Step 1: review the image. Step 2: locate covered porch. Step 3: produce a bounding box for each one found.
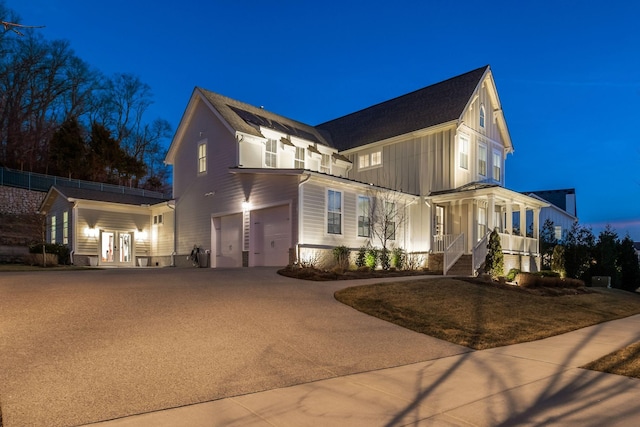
[428,183,549,275]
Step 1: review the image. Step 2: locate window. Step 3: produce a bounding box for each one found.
[357,196,371,237]
[265,139,277,168]
[154,214,164,225]
[320,153,331,174]
[327,189,342,234]
[358,151,382,170]
[478,144,487,176]
[63,211,68,244]
[294,146,305,168]
[493,151,501,181]
[385,202,396,241]
[459,135,469,169]
[478,206,487,241]
[555,225,562,241]
[50,215,56,244]
[479,104,486,128]
[198,142,207,173]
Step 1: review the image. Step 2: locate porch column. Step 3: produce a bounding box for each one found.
[505,202,513,234]
[487,196,495,232]
[533,207,540,254]
[519,205,526,236]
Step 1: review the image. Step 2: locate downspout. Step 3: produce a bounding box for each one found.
[167,200,176,266]
[296,173,312,264]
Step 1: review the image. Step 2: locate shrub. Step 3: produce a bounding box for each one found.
[405,252,426,271]
[365,247,378,269]
[485,229,504,278]
[506,268,520,282]
[515,272,584,288]
[332,245,350,269]
[391,247,406,270]
[380,248,390,270]
[551,245,566,277]
[29,243,70,264]
[24,253,59,267]
[355,246,367,268]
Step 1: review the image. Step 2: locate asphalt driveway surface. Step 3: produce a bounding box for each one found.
[0,268,468,427]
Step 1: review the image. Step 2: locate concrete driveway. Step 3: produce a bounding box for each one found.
[0,268,467,427]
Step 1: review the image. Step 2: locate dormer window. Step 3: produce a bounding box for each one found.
[295,146,305,168]
[479,104,486,128]
[320,153,331,174]
[265,138,277,168]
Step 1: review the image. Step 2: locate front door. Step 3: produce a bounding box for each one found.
[100,231,134,266]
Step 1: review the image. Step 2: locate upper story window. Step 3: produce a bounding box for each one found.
[154,214,164,225]
[327,189,342,234]
[265,139,277,168]
[459,135,469,170]
[294,146,305,169]
[63,211,68,244]
[493,151,502,181]
[358,150,382,170]
[479,104,486,129]
[50,215,56,244]
[198,141,207,174]
[320,153,331,174]
[357,195,371,237]
[478,144,487,176]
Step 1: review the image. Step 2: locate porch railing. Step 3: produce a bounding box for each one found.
[498,233,538,254]
[443,233,465,276]
[433,234,458,253]
[472,231,491,276]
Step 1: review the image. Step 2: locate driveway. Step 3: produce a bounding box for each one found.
[0,268,468,427]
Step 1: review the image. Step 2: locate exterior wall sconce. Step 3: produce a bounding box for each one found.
[242,199,251,211]
[85,227,98,238]
[135,229,148,241]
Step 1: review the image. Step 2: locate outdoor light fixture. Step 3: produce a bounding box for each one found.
[85,227,98,238]
[135,229,148,241]
[242,199,251,211]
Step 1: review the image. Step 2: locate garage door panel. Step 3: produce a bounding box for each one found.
[252,205,290,267]
[215,214,242,268]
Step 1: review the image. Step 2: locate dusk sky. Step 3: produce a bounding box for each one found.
[14,0,640,240]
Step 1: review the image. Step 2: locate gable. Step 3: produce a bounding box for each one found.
[315,66,490,151]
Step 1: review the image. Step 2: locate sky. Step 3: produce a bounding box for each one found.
[11,0,640,240]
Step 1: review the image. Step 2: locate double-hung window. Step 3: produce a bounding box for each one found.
[459,135,469,170]
[198,142,207,173]
[478,206,487,241]
[50,215,56,244]
[357,195,371,237]
[265,139,277,168]
[327,189,342,234]
[294,146,305,168]
[493,151,501,181]
[320,153,331,174]
[63,211,68,244]
[478,144,487,176]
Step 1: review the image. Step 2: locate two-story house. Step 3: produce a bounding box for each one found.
[165,65,548,274]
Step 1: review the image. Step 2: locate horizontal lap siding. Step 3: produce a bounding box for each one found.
[75,208,150,255]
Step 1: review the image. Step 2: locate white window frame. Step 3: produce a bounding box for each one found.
[555,225,562,241]
[327,189,342,235]
[492,150,502,181]
[479,104,486,129]
[50,215,56,244]
[459,134,469,170]
[197,141,207,174]
[358,150,382,170]
[294,146,305,169]
[265,138,277,168]
[63,211,68,245]
[478,144,487,177]
[320,153,331,174]
[357,195,371,238]
[478,206,487,241]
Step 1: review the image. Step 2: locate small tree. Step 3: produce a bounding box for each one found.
[540,219,557,269]
[618,236,640,292]
[368,188,408,270]
[564,221,595,281]
[485,228,504,278]
[551,244,566,277]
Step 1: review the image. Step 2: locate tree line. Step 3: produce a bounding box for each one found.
[540,220,640,292]
[0,2,171,192]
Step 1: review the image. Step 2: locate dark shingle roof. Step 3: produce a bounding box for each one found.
[198,89,332,147]
[53,186,169,206]
[524,189,576,215]
[315,65,489,151]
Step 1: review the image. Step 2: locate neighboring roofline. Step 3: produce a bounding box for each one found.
[525,192,578,221]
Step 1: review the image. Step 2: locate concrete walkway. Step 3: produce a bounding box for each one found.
[89,314,640,426]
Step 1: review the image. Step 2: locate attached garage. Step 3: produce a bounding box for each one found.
[212,213,243,267]
[250,205,291,267]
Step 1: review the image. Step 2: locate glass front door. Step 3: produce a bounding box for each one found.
[100,231,133,265]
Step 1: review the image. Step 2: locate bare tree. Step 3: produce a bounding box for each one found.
[366,186,410,269]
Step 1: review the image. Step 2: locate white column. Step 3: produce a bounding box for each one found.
[506,202,513,234]
[519,205,526,236]
[487,196,495,232]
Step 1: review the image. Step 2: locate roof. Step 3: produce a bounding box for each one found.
[524,189,576,215]
[315,65,490,151]
[198,88,332,147]
[46,186,170,207]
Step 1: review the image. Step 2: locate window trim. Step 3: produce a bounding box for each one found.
[326,189,343,235]
[265,138,278,168]
[197,140,207,174]
[50,215,56,244]
[479,104,486,129]
[63,211,69,245]
[320,153,331,174]
[294,146,305,169]
[492,150,502,182]
[357,195,371,238]
[459,134,469,170]
[478,143,487,177]
[358,150,382,171]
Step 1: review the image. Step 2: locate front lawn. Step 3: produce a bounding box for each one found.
[334,278,640,350]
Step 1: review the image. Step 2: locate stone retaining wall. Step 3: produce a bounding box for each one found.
[0,186,45,214]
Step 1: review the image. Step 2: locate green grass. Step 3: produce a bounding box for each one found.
[335,278,640,350]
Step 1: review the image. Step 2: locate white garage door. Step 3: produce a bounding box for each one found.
[213,213,243,268]
[252,205,291,267]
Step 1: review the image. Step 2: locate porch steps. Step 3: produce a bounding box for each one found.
[446,254,473,276]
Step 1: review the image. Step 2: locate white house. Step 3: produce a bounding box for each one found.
[164,65,548,274]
